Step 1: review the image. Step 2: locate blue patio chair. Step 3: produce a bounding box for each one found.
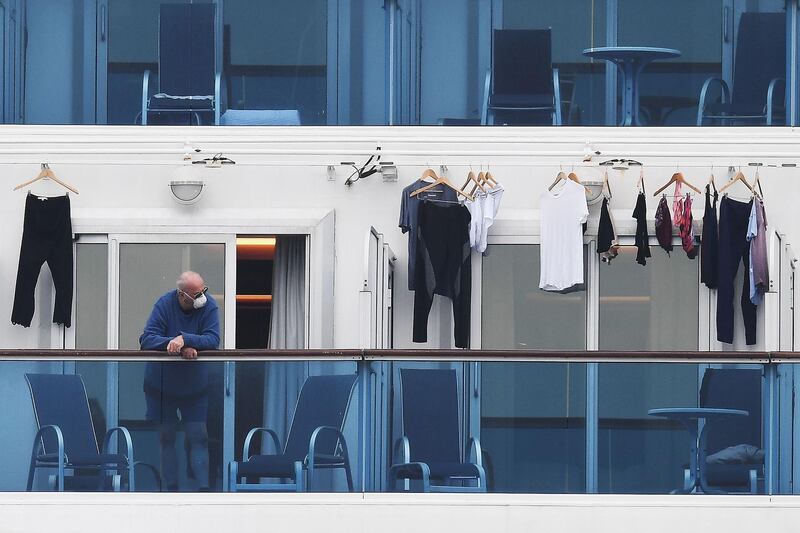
[25,373,135,492]
[388,369,486,493]
[141,4,221,125]
[697,12,785,126]
[482,29,562,126]
[696,368,762,494]
[228,374,357,492]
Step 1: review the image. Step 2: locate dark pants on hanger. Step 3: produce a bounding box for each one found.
[716,196,756,345]
[12,193,73,328]
[413,202,471,348]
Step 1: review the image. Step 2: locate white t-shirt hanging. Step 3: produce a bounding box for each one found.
[477,184,504,253]
[539,178,589,291]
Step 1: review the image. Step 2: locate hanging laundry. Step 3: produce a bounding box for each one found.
[672,181,684,228]
[476,184,504,254]
[597,197,619,264]
[632,189,651,266]
[701,184,719,288]
[539,178,589,291]
[655,195,673,254]
[12,192,74,328]
[677,193,698,259]
[412,202,471,348]
[716,196,756,345]
[399,179,457,290]
[464,192,483,249]
[747,198,769,305]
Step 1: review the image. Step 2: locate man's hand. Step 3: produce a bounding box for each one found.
[180,346,198,360]
[167,335,184,355]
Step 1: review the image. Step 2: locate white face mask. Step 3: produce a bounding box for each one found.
[192,292,208,309]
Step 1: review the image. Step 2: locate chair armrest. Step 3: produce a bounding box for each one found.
[481,69,491,125]
[766,77,786,125]
[102,426,134,460]
[243,427,281,460]
[467,437,483,467]
[141,70,152,125]
[388,461,432,492]
[308,426,350,465]
[34,425,65,460]
[697,77,730,125]
[393,436,410,464]
[552,67,562,125]
[214,72,221,125]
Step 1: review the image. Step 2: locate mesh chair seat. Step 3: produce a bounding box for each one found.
[702,102,770,118]
[393,461,482,481]
[489,93,554,109]
[38,452,129,467]
[149,95,215,111]
[238,453,346,479]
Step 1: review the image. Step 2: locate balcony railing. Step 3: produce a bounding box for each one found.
[0,350,795,495]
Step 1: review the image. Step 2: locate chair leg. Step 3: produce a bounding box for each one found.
[228,462,238,493]
[343,462,354,492]
[26,449,37,491]
[294,461,304,492]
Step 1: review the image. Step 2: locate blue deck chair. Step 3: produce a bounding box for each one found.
[141,4,220,125]
[482,29,562,126]
[697,12,785,125]
[228,374,357,492]
[388,369,486,493]
[695,368,762,494]
[25,373,135,492]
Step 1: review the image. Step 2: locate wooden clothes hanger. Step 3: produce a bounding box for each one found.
[602,170,612,199]
[460,170,486,197]
[718,169,755,197]
[548,170,568,191]
[411,168,475,201]
[652,170,701,196]
[13,163,79,194]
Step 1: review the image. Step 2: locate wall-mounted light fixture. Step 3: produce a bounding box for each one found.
[169,180,205,205]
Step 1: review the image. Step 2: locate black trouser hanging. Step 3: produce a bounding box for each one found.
[12,193,73,328]
[413,202,471,348]
[716,196,756,345]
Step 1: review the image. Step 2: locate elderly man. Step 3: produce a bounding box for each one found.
[140,271,220,492]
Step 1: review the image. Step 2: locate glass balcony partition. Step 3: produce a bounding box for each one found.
[0,349,792,495]
[4,0,798,125]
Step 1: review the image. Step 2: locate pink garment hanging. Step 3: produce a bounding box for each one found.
[672,181,685,228]
[679,192,697,259]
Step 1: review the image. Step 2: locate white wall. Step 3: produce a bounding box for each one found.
[0,125,797,351]
[1,493,800,533]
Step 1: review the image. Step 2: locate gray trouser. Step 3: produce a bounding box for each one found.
[159,421,209,490]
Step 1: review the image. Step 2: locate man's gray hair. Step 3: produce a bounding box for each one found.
[176,271,202,290]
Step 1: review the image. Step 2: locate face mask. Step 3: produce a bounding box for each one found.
[192,292,208,309]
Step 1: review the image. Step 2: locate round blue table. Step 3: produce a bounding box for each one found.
[583,47,681,126]
[648,407,748,494]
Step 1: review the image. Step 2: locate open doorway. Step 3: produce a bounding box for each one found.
[234,234,307,459]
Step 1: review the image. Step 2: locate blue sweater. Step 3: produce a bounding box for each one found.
[140,290,221,396]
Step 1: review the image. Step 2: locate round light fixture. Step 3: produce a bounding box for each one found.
[169,180,205,205]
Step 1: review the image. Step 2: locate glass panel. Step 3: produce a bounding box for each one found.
[75,243,108,350]
[599,246,698,351]
[75,242,110,451]
[0,359,359,492]
[598,363,764,494]
[223,0,327,125]
[107,0,214,125]
[618,0,787,126]
[598,246,702,492]
[503,0,608,125]
[118,242,225,491]
[480,244,586,492]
